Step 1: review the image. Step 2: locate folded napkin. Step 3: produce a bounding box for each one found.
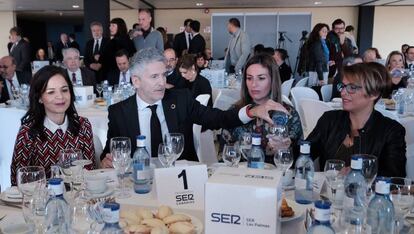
[5,187,22,199]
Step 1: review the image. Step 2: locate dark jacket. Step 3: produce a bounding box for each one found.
[102,35,136,73]
[166,69,186,89]
[102,89,243,161]
[307,40,328,81]
[173,32,187,57]
[306,110,406,177]
[184,74,213,107]
[188,34,205,55]
[326,31,353,77]
[278,62,292,83]
[9,39,32,73]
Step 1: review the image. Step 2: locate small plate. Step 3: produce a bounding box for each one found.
[85,188,114,199]
[0,192,22,204]
[280,199,305,222]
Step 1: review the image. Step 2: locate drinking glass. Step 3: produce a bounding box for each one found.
[11,86,21,100]
[324,159,345,208]
[274,148,293,175]
[22,187,48,233]
[58,149,84,186]
[239,132,252,161]
[158,143,175,168]
[96,83,103,99]
[17,166,46,196]
[110,137,132,198]
[222,143,241,167]
[70,195,94,233]
[359,154,378,198]
[390,177,413,233]
[164,133,184,165]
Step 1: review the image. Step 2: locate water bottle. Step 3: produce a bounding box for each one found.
[100,202,124,234]
[307,200,335,234]
[247,133,265,169]
[271,111,289,138]
[294,141,315,204]
[367,178,394,234]
[45,178,70,234]
[343,156,367,208]
[103,86,113,107]
[132,135,152,194]
[111,89,122,105]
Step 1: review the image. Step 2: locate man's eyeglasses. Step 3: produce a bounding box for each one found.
[337,83,362,94]
[0,65,9,69]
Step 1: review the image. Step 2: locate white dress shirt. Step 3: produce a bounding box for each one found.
[43,115,68,133]
[6,72,20,100]
[136,94,169,157]
[67,69,83,86]
[118,70,131,84]
[93,37,102,52]
[185,31,192,49]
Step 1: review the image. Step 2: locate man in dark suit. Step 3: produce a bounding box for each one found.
[164,48,186,89]
[173,18,192,58]
[84,21,109,83]
[188,20,205,55]
[8,27,31,79]
[62,48,96,87]
[106,49,131,86]
[0,56,29,103]
[55,33,69,62]
[68,33,80,51]
[100,48,285,168]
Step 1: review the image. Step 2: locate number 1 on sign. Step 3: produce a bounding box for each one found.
[178,169,188,190]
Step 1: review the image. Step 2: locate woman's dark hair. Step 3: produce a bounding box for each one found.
[345,25,354,32]
[195,52,207,60]
[308,23,329,46]
[21,65,80,140]
[235,53,282,108]
[110,18,128,38]
[179,54,197,71]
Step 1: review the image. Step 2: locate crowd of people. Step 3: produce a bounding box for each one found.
[1,12,410,184]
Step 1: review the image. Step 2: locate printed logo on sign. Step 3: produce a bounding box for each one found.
[211,213,242,225]
[75,95,82,101]
[87,94,93,100]
[245,174,274,180]
[175,169,195,205]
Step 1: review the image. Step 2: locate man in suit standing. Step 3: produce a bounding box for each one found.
[164,48,186,89]
[224,18,251,74]
[106,49,131,86]
[62,48,96,87]
[68,33,80,51]
[8,27,31,79]
[55,33,69,62]
[188,20,205,55]
[84,21,109,83]
[0,56,29,103]
[100,48,287,167]
[173,18,193,58]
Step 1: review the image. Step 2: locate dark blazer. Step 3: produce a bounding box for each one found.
[307,40,328,81]
[173,32,187,57]
[278,62,292,83]
[9,39,31,73]
[184,75,213,107]
[106,69,132,87]
[307,110,406,177]
[55,41,69,62]
[69,41,80,51]
[102,36,136,73]
[66,67,96,87]
[102,89,243,161]
[188,34,205,55]
[84,37,110,67]
[166,69,186,89]
[0,71,29,103]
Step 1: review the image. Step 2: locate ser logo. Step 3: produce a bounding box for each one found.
[211,213,241,225]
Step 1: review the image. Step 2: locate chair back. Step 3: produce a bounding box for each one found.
[290,87,319,108]
[295,77,308,87]
[299,98,333,138]
[281,79,294,97]
[193,94,210,161]
[321,84,333,102]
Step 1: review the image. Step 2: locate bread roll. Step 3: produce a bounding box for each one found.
[168,221,196,234]
[141,218,166,228]
[137,208,154,219]
[125,224,151,234]
[156,205,173,219]
[163,214,191,224]
[150,225,169,234]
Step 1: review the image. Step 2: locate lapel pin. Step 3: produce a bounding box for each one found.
[171,104,176,109]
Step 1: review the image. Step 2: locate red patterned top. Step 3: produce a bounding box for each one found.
[11,116,95,185]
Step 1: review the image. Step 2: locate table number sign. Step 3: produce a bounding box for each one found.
[154,164,207,210]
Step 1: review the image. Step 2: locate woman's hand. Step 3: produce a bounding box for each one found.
[249,100,289,124]
[101,153,114,168]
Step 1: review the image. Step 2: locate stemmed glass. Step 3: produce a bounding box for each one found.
[360,154,378,199]
[390,177,413,233]
[110,137,132,199]
[164,133,184,166]
[70,194,94,233]
[222,143,241,167]
[22,187,49,233]
[239,132,252,161]
[58,149,84,188]
[96,83,103,99]
[158,143,175,168]
[324,159,345,208]
[274,148,293,175]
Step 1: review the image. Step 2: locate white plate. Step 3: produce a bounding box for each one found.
[280,199,305,222]
[238,162,276,170]
[1,223,34,234]
[0,192,22,204]
[85,188,114,199]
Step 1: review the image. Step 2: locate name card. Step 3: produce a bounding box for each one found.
[154,164,207,210]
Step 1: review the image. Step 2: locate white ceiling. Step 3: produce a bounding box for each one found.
[1,0,414,12]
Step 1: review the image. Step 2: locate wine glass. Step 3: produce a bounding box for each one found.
[359,154,378,198]
[22,187,48,233]
[390,177,413,233]
[17,166,46,196]
[110,137,132,198]
[222,143,241,167]
[274,148,293,175]
[96,83,103,99]
[239,132,252,161]
[70,195,94,233]
[324,159,345,208]
[158,143,175,168]
[164,133,184,166]
[58,149,84,186]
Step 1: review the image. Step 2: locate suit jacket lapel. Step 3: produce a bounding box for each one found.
[123,95,140,138]
[162,91,178,133]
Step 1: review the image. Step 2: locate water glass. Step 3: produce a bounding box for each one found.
[324,159,345,208]
[222,143,241,167]
[164,133,184,165]
[274,148,293,175]
[390,177,413,233]
[158,143,175,168]
[17,166,46,196]
[58,149,84,185]
[70,195,94,233]
[239,132,252,160]
[22,187,48,233]
[359,154,378,198]
[110,137,131,198]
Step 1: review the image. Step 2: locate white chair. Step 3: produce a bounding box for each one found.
[290,87,319,109]
[321,84,333,102]
[282,94,293,107]
[0,108,26,189]
[193,94,217,165]
[299,98,333,138]
[295,77,308,87]
[281,79,294,97]
[400,118,414,180]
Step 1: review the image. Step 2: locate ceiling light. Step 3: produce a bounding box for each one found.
[72,4,80,8]
[314,1,322,5]
[196,3,203,6]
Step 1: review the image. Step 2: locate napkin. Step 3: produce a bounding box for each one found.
[5,187,22,199]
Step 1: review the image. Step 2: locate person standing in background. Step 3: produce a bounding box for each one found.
[224,18,251,74]
[187,20,205,55]
[84,21,109,83]
[8,27,31,79]
[173,19,193,58]
[133,9,164,52]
